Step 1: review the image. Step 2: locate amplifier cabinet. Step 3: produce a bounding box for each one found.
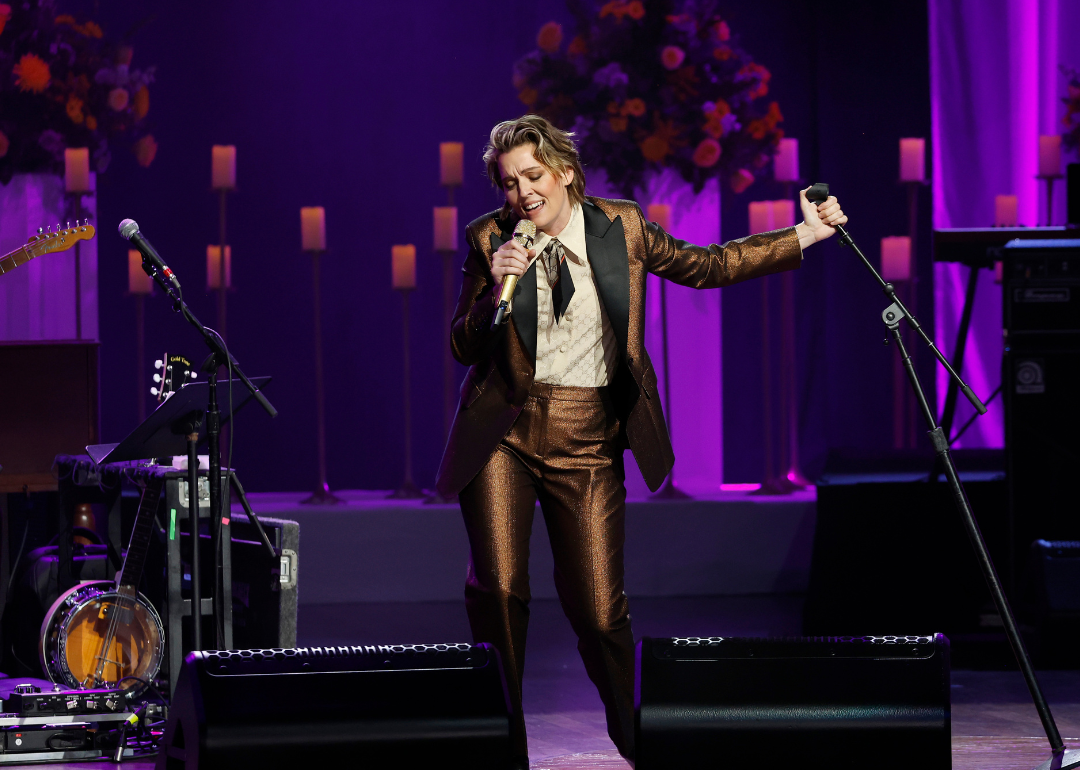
[636,635,950,770]
[157,644,511,770]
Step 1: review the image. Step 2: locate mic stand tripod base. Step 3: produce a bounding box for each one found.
[300,483,344,505]
[1035,748,1080,770]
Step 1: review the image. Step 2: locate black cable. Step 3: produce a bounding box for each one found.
[7,516,31,590]
[116,675,168,707]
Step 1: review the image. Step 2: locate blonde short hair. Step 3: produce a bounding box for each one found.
[483,115,586,218]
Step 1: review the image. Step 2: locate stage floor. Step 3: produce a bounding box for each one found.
[4,595,1077,769]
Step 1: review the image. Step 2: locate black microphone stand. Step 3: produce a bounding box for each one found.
[808,184,1079,770]
[140,259,278,653]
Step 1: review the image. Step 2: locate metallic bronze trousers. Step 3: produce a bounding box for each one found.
[459,383,636,760]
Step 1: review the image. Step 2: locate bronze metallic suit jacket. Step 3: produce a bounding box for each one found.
[434,196,802,498]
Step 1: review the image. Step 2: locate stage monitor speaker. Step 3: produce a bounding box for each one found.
[156,643,511,770]
[635,635,951,770]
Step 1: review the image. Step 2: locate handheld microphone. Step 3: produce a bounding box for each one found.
[492,219,537,327]
[119,219,181,291]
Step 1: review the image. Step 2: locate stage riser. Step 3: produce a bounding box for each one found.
[244,492,816,604]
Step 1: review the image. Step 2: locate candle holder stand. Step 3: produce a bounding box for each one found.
[651,276,692,500]
[64,192,90,339]
[780,180,809,489]
[1036,174,1063,226]
[424,246,461,505]
[214,186,232,340]
[134,292,147,422]
[300,248,343,505]
[390,286,425,499]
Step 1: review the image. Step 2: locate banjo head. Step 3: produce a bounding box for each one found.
[40,581,164,692]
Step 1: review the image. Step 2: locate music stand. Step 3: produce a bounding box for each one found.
[86,377,271,465]
[85,377,276,655]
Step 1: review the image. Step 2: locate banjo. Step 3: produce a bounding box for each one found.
[40,474,165,692]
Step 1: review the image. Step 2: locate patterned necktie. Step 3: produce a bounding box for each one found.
[543,238,575,324]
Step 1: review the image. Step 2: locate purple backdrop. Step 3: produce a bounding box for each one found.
[930,0,1080,448]
[53,0,1074,494]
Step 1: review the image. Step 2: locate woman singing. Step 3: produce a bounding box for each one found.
[435,114,846,768]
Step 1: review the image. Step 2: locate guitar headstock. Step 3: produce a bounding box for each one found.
[151,353,196,403]
[25,220,96,257]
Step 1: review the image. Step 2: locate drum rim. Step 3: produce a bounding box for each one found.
[39,580,165,693]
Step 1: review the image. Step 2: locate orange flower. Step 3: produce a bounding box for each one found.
[703,100,731,138]
[601,0,644,22]
[713,21,731,41]
[0,130,8,158]
[54,14,75,24]
[85,115,98,131]
[132,87,149,120]
[610,116,628,132]
[116,45,134,66]
[537,21,563,53]
[0,4,11,35]
[518,87,538,107]
[13,53,51,93]
[692,138,722,168]
[713,46,733,62]
[567,36,587,56]
[730,168,755,193]
[108,87,129,111]
[747,119,767,140]
[78,20,103,38]
[640,135,670,163]
[623,98,646,117]
[134,134,157,167]
[661,46,685,71]
[66,95,85,124]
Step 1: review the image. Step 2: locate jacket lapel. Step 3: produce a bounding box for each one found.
[490,230,538,363]
[582,201,630,356]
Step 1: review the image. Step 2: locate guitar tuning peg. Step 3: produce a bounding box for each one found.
[38,227,44,234]
[153,374,162,383]
[150,387,160,396]
[154,360,163,369]
[66,221,71,230]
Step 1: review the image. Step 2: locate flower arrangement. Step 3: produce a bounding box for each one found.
[1063,66,1080,154]
[0,0,156,185]
[513,0,785,198]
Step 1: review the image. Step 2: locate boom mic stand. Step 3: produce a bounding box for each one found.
[137,247,278,654]
[805,183,1078,770]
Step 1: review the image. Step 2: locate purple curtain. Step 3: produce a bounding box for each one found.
[929,0,1080,447]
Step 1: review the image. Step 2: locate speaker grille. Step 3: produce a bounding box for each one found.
[670,635,934,646]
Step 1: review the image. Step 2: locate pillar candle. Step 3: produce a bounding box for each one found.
[206,245,232,290]
[880,236,912,281]
[899,138,926,182]
[440,142,464,186]
[646,203,672,232]
[771,199,796,228]
[774,138,799,182]
[128,249,153,294]
[748,201,773,234]
[301,206,326,251]
[433,206,458,251]
[65,148,91,193]
[1038,135,1062,177]
[392,245,417,289]
[211,145,237,190]
[994,195,1018,227]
